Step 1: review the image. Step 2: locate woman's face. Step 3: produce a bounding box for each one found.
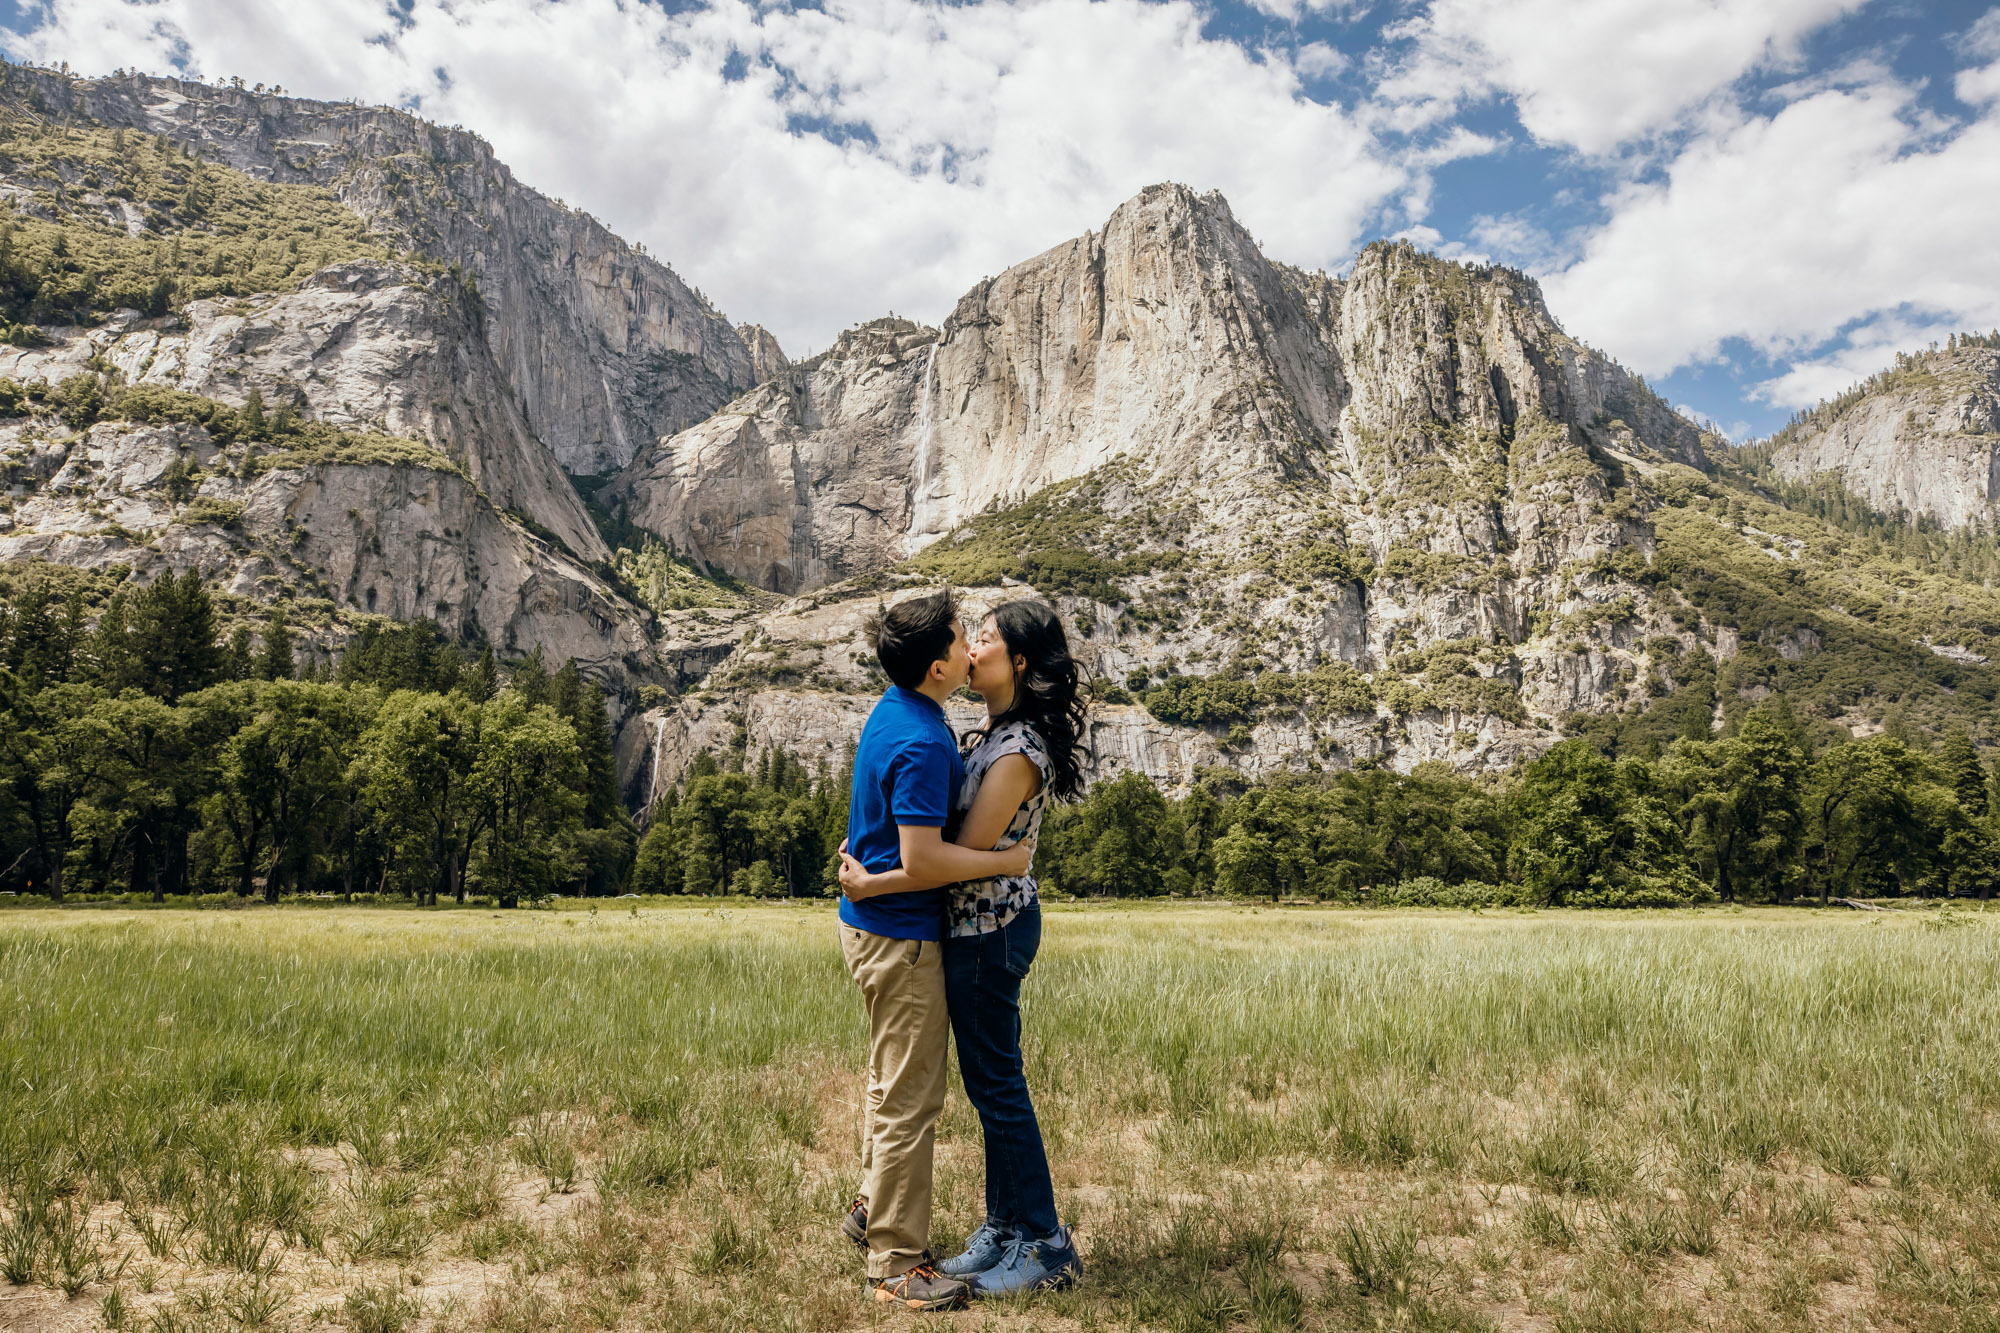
[967,615,1018,703]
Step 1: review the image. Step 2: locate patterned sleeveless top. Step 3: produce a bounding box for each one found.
[945,720,1051,937]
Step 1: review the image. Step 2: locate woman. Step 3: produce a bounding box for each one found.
[839,599,1088,1296]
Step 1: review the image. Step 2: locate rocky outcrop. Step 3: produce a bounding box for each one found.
[613,186,1358,590]
[0,416,653,677]
[6,62,762,475]
[1769,347,2000,529]
[615,188,1720,797]
[0,263,605,559]
[613,188,1703,598]
[736,325,791,387]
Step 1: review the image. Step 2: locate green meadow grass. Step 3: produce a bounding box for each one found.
[1,902,1998,1332]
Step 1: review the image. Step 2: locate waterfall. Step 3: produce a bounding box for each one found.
[909,337,941,538]
[917,338,939,453]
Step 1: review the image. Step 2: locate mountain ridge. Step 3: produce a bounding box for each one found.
[0,61,1996,810]
[0,61,768,476]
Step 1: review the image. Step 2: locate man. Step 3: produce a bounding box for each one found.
[837,589,1032,1312]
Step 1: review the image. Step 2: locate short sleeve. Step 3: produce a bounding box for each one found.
[888,738,954,827]
[992,726,1052,782]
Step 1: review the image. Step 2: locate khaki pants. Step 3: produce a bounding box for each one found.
[842,923,950,1280]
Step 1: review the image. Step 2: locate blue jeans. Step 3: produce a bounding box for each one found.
[943,902,1059,1238]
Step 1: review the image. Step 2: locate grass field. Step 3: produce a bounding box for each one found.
[1,902,1998,1333]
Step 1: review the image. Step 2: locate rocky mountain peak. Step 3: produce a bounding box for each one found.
[735,324,791,386]
[611,182,1706,600]
[0,61,761,476]
[1769,341,2000,529]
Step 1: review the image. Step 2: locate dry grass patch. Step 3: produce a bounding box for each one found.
[1,903,1998,1330]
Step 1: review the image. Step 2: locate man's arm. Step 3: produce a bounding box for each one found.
[842,754,1042,896]
[897,823,1034,888]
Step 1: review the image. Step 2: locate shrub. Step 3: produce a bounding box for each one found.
[179,497,243,528]
[1373,876,1520,908]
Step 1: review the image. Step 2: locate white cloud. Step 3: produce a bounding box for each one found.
[1379,0,1865,154]
[1543,77,2000,388]
[1464,213,1566,271]
[1294,41,1349,81]
[1964,7,2000,59]
[1954,10,2000,109]
[3,0,1412,358]
[1242,0,1372,24]
[1751,315,1968,412]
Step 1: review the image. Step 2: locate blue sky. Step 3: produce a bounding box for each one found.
[5,0,1998,441]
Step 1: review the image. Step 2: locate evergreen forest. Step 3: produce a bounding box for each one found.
[5,556,1988,907]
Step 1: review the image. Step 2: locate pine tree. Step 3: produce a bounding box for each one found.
[126,570,222,701]
[258,606,295,681]
[510,646,549,706]
[550,658,584,721]
[4,579,82,687]
[1939,729,1989,820]
[224,625,255,680]
[89,591,138,692]
[242,384,266,435]
[463,647,498,703]
[162,452,197,507]
[632,787,681,894]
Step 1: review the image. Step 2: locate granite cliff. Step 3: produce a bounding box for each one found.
[8,63,766,476]
[615,186,1723,799]
[4,62,1997,812]
[0,62,781,716]
[1768,342,2000,529]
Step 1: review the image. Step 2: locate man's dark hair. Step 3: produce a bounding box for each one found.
[869,589,960,690]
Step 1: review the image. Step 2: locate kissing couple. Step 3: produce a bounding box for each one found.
[834,588,1089,1310]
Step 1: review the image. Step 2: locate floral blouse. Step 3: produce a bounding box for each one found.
[946,721,1051,937]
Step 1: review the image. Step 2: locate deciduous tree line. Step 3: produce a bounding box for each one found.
[5,573,1993,907]
[1035,705,1998,905]
[633,698,1996,906]
[0,572,630,904]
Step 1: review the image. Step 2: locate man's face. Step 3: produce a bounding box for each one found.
[933,619,972,691]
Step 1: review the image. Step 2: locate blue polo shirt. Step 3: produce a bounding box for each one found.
[840,686,963,941]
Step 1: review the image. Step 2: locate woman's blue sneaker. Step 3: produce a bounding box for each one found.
[937,1218,1016,1277]
[969,1226,1081,1297]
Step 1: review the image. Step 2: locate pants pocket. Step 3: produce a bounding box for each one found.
[1001,908,1041,979]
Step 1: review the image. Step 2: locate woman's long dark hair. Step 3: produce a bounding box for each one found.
[970,599,1091,802]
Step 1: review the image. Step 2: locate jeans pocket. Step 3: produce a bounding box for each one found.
[1001,907,1041,979]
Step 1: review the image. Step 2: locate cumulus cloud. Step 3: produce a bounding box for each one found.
[1543,76,2000,397]
[1241,0,1373,25]
[2,0,1414,357]
[4,0,1993,438]
[1378,0,1865,154]
[1294,41,1350,81]
[1751,313,1971,411]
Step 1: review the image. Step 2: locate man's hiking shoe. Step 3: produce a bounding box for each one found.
[840,1196,868,1252]
[870,1262,970,1311]
[938,1218,1016,1277]
[969,1226,1081,1298]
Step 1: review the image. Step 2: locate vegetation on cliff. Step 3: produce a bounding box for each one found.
[0,97,395,329]
[0,371,466,480]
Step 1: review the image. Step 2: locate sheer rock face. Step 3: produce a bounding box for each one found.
[736,324,791,387]
[613,184,1704,597]
[0,264,605,559]
[1770,348,2000,529]
[612,185,1351,590]
[17,65,763,475]
[616,186,1720,795]
[0,419,652,677]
